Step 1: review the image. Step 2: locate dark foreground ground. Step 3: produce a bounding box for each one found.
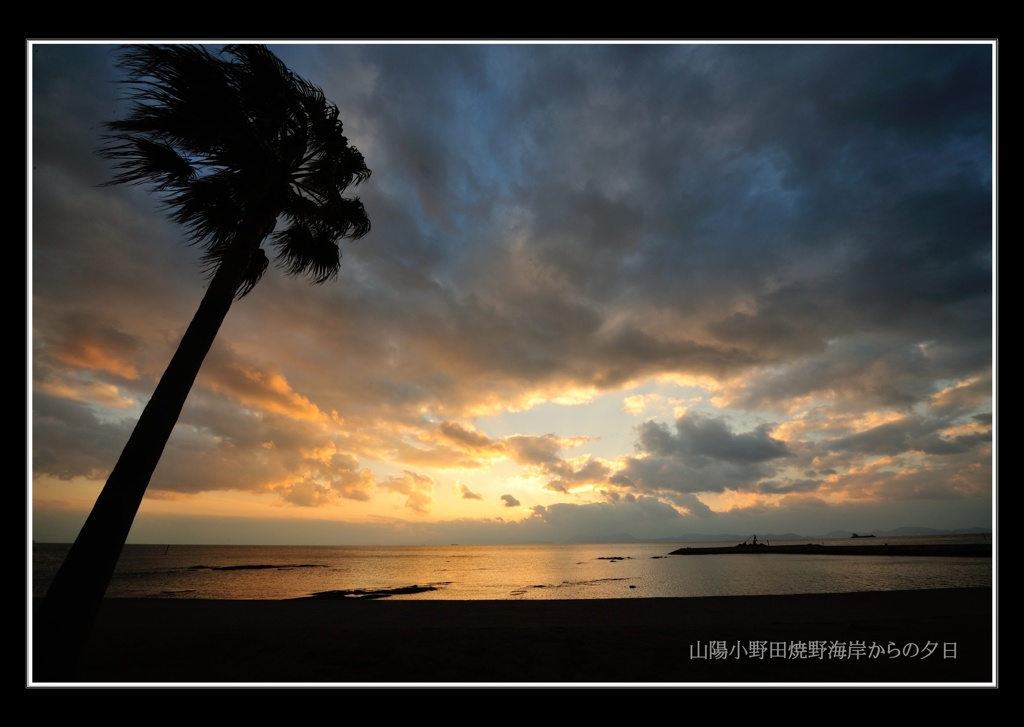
[31,588,994,685]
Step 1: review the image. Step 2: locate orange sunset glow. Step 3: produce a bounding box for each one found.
[30,42,993,546]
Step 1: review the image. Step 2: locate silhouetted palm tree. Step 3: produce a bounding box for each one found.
[36,44,370,680]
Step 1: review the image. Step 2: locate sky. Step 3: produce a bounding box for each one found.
[29,41,995,545]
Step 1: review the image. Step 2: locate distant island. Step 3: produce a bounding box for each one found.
[565,526,992,545]
[670,543,991,557]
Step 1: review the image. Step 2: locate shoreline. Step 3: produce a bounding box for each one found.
[31,587,994,685]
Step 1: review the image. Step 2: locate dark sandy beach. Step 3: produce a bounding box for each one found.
[31,587,993,685]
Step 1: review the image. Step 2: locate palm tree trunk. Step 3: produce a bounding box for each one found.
[34,222,269,682]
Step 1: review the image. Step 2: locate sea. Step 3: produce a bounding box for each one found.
[31,534,992,601]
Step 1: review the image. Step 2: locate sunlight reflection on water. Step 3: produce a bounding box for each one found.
[33,539,991,601]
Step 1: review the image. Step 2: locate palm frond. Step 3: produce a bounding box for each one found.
[270,226,342,284]
[164,175,243,247]
[101,43,371,294]
[237,247,270,298]
[100,136,195,189]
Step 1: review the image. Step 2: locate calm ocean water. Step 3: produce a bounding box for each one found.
[32,535,991,601]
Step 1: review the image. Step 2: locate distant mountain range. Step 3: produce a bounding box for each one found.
[568,526,992,545]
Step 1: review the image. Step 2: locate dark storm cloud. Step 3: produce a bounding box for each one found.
[31,42,993,540]
[33,45,203,318]
[616,452,777,496]
[543,458,613,494]
[526,496,682,536]
[32,45,121,181]
[672,493,715,518]
[242,43,991,418]
[32,393,133,480]
[809,45,991,140]
[505,435,565,465]
[930,373,993,418]
[433,44,984,403]
[440,421,496,451]
[826,415,991,457]
[638,415,792,463]
[758,478,822,495]
[728,336,991,412]
[295,44,500,285]
[610,414,796,498]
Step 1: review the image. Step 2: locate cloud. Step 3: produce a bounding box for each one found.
[501,494,521,508]
[825,415,990,457]
[381,471,436,513]
[721,338,991,413]
[47,319,143,381]
[637,414,792,464]
[622,394,647,416]
[31,43,993,544]
[672,493,715,518]
[276,479,337,507]
[279,452,376,505]
[457,484,483,500]
[440,421,499,452]
[525,496,683,539]
[543,457,613,494]
[200,352,328,423]
[504,434,572,466]
[32,392,135,481]
[757,478,822,495]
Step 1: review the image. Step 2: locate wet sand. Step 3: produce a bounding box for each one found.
[32,587,994,685]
